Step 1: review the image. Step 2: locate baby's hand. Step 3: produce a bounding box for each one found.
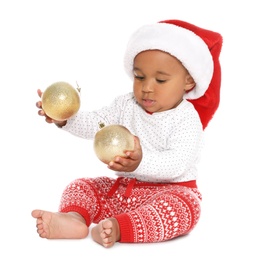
[107,136,142,172]
[36,89,67,127]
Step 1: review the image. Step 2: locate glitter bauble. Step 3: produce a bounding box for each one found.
[41,81,80,121]
[94,124,134,164]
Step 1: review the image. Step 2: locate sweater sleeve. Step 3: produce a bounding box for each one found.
[61,93,134,139]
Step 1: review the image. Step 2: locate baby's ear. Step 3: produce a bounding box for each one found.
[185,75,196,91]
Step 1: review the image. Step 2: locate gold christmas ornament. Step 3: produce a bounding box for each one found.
[41,81,81,121]
[94,123,134,164]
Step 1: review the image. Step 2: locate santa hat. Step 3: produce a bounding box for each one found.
[124,19,223,129]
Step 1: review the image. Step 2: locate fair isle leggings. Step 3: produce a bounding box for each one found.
[59,176,202,243]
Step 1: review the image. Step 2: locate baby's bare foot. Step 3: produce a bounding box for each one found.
[91,218,120,248]
[31,209,89,239]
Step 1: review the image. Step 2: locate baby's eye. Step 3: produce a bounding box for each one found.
[156,79,166,83]
[134,75,145,81]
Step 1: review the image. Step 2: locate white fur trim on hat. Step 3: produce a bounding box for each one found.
[124,23,214,99]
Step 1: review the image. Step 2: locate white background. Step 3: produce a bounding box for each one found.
[0,0,258,259]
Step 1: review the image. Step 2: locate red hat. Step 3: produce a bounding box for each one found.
[124,19,223,129]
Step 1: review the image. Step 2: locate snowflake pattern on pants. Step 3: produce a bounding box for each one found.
[59,176,201,243]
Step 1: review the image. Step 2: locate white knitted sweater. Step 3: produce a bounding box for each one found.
[62,92,203,183]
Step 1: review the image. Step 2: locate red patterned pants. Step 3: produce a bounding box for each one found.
[59,176,202,243]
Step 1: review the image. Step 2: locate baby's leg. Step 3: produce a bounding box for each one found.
[31,209,89,239]
[91,218,120,248]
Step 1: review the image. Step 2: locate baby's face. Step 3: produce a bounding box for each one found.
[133,50,194,113]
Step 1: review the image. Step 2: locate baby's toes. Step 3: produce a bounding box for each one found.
[103,236,113,245]
[104,228,112,235]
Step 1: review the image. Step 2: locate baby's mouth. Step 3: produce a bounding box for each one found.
[142,99,155,107]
